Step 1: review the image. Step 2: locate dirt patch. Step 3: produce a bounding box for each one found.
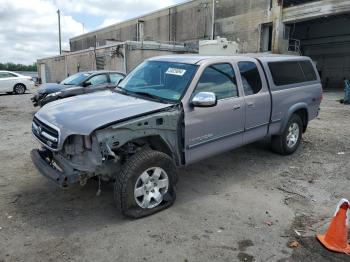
[238,239,254,252]
[279,215,350,261]
[237,252,255,262]
[279,237,350,262]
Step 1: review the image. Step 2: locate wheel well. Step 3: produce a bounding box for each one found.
[144,136,173,157]
[14,83,26,90]
[294,108,308,132]
[124,136,173,158]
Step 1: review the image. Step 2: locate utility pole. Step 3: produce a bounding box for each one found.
[57,9,62,54]
[211,0,216,40]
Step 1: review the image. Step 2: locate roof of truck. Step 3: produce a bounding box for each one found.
[80,70,125,75]
[149,54,311,65]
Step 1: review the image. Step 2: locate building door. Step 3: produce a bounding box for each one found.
[260,23,272,52]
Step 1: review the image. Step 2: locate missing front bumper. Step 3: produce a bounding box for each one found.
[30,149,80,187]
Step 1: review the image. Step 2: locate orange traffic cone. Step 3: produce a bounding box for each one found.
[317,198,350,253]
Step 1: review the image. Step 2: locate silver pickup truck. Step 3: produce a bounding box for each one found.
[31,54,322,218]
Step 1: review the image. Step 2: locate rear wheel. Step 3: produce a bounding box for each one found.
[114,149,177,218]
[271,114,303,155]
[13,84,26,95]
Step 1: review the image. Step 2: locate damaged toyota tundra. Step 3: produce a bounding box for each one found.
[31,55,322,218]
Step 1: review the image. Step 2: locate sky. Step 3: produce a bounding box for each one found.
[0,0,186,65]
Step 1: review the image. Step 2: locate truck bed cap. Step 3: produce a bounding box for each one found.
[149,54,310,65]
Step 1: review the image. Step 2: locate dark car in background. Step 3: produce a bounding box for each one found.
[31,71,125,107]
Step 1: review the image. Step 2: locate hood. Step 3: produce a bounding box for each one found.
[38,83,73,94]
[35,90,172,148]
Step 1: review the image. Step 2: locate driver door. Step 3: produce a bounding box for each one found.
[184,63,245,164]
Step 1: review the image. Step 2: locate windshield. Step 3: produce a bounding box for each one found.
[60,73,91,85]
[119,61,198,102]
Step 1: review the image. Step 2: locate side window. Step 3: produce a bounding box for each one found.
[238,61,263,96]
[268,61,306,86]
[0,73,15,78]
[110,73,124,84]
[193,63,238,100]
[87,74,108,86]
[300,61,317,81]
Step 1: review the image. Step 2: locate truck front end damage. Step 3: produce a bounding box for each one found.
[31,106,182,187]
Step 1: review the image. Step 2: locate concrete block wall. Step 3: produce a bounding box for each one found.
[215,0,272,53]
[38,42,191,82]
[70,0,275,52]
[283,0,350,23]
[37,56,66,83]
[66,51,96,73]
[126,49,177,72]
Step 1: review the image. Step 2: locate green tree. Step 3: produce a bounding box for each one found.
[0,62,37,72]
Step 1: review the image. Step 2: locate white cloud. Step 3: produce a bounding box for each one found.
[0,0,186,64]
[57,0,179,18]
[0,0,82,64]
[56,0,185,29]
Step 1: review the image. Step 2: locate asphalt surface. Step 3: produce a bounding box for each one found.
[0,91,349,262]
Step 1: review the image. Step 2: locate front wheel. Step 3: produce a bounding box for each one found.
[114,149,177,218]
[271,114,303,155]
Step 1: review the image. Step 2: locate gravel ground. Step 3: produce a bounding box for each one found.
[0,91,349,262]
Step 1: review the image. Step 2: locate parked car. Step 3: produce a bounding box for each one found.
[30,54,322,218]
[0,70,35,94]
[31,71,125,107]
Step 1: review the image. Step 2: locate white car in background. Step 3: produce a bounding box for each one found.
[0,71,35,94]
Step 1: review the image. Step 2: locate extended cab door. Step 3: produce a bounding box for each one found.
[237,60,271,144]
[184,62,245,164]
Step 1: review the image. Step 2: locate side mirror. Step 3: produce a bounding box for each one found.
[83,81,92,87]
[191,92,217,107]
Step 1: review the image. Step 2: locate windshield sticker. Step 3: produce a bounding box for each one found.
[166,68,186,76]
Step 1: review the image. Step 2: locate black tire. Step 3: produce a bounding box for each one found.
[271,114,303,155]
[114,149,177,218]
[13,84,26,95]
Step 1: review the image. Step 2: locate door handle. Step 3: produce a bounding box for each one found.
[233,105,241,110]
[247,102,254,107]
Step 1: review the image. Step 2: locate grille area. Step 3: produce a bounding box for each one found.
[32,117,59,149]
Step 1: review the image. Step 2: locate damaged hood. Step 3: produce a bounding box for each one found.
[35,90,172,148]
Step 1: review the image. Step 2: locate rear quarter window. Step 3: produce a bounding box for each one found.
[238,61,263,96]
[268,60,317,87]
[300,61,317,81]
